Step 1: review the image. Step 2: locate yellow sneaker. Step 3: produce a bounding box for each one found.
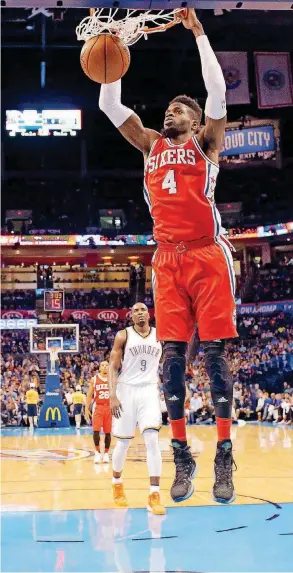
[147,491,166,515]
[112,483,128,507]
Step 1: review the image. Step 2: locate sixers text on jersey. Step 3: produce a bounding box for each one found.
[147,147,196,171]
[144,136,221,244]
[94,375,110,404]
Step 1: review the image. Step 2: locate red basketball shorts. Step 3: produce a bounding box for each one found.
[92,403,112,433]
[152,237,238,343]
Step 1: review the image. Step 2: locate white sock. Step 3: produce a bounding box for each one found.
[112,477,122,484]
[150,485,160,494]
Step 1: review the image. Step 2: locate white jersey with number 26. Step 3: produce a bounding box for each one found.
[118,326,162,386]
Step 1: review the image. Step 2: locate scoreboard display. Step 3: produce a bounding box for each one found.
[44,290,64,312]
[6,109,82,137]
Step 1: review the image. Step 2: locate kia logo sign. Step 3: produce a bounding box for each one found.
[71,311,90,320]
[97,311,119,321]
[0,318,38,330]
[1,311,36,319]
[1,311,24,319]
[126,311,132,319]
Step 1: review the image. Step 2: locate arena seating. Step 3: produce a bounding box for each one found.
[1,261,292,313]
[1,288,154,310]
[1,290,36,310]
[248,262,293,303]
[2,166,293,234]
[1,311,292,427]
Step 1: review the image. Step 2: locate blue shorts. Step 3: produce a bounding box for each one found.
[27,405,37,417]
[73,404,83,415]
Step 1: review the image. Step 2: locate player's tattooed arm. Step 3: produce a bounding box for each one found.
[118,116,160,155]
[109,329,126,418]
[85,379,94,422]
[202,115,226,158]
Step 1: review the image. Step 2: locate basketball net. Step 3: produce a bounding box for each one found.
[76,8,185,46]
[49,347,60,374]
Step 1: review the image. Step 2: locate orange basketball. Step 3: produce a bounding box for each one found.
[80,33,130,84]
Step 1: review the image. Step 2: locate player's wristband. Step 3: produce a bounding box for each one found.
[99,79,133,128]
[196,35,226,120]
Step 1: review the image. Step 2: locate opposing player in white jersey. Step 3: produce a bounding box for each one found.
[109,302,165,515]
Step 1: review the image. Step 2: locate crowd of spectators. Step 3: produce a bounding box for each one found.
[65,288,153,309]
[1,290,36,310]
[179,384,293,426]
[1,257,292,313]
[249,261,293,303]
[0,353,40,426]
[1,288,154,310]
[182,311,293,426]
[1,310,293,427]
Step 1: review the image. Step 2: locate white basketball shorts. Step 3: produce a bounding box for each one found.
[112,383,162,439]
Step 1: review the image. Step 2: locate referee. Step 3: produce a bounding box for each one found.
[72,385,85,429]
[25,383,39,429]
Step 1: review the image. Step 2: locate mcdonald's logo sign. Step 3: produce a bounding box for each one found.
[45,407,61,422]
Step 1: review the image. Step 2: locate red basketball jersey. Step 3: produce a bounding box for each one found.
[144,135,221,243]
[93,375,110,405]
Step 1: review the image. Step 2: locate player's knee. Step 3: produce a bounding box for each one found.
[112,438,131,473]
[162,341,187,392]
[93,431,100,446]
[162,342,187,419]
[112,438,131,465]
[143,429,160,452]
[202,340,232,395]
[202,339,225,356]
[163,341,187,360]
[143,430,162,476]
[202,340,227,375]
[115,438,131,452]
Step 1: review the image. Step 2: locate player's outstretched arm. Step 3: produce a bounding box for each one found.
[99,80,160,154]
[85,379,94,422]
[181,9,226,160]
[108,329,126,418]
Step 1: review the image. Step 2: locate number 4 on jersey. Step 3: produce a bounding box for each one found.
[162,169,177,195]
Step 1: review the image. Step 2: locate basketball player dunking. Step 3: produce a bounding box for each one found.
[109,303,165,515]
[100,9,237,504]
[85,360,112,463]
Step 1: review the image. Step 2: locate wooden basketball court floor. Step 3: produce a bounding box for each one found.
[1,423,293,572]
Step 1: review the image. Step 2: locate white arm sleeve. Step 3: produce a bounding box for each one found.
[99,79,133,128]
[196,35,226,120]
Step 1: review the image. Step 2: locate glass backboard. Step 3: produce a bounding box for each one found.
[29,324,79,354]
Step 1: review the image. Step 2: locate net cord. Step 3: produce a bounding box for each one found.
[76,8,185,46]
